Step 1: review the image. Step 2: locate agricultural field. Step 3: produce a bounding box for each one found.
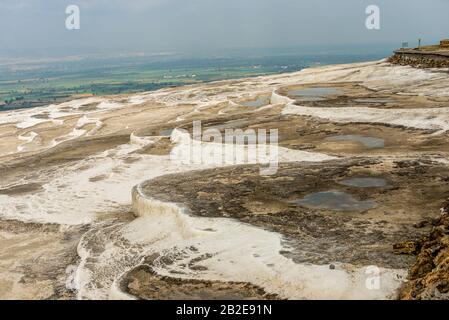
[0,52,385,111]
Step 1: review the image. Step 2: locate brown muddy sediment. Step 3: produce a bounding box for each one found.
[0,219,85,299]
[176,106,449,158]
[0,183,43,196]
[278,82,449,109]
[139,158,449,269]
[0,133,131,186]
[122,265,279,300]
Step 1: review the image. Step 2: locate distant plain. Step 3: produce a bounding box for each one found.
[0,51,387,111]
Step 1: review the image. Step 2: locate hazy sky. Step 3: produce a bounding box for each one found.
[1,0,449,57]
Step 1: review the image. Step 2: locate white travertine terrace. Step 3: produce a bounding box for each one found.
[1,60,448,300]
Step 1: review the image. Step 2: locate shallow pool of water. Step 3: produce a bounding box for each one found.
[294,96,327,102]
[160,129,174,137]
[291,190,376,212]
[339,177,387,188]
[288,87,342,101]
[325,135,385,149]
[354,98,393,104]
[241,96,270,107]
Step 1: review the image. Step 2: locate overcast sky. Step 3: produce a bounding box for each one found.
[1,0,448,57]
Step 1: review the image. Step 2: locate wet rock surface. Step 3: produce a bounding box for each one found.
[141,159,449,269]
[122,265,279,300]
[176,104,449,159]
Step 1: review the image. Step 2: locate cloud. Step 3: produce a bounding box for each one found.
[0,0,448,57]
[0,0,30,10]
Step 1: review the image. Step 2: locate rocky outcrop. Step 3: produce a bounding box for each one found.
[389,53,449,69]
[394,201,449,300]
